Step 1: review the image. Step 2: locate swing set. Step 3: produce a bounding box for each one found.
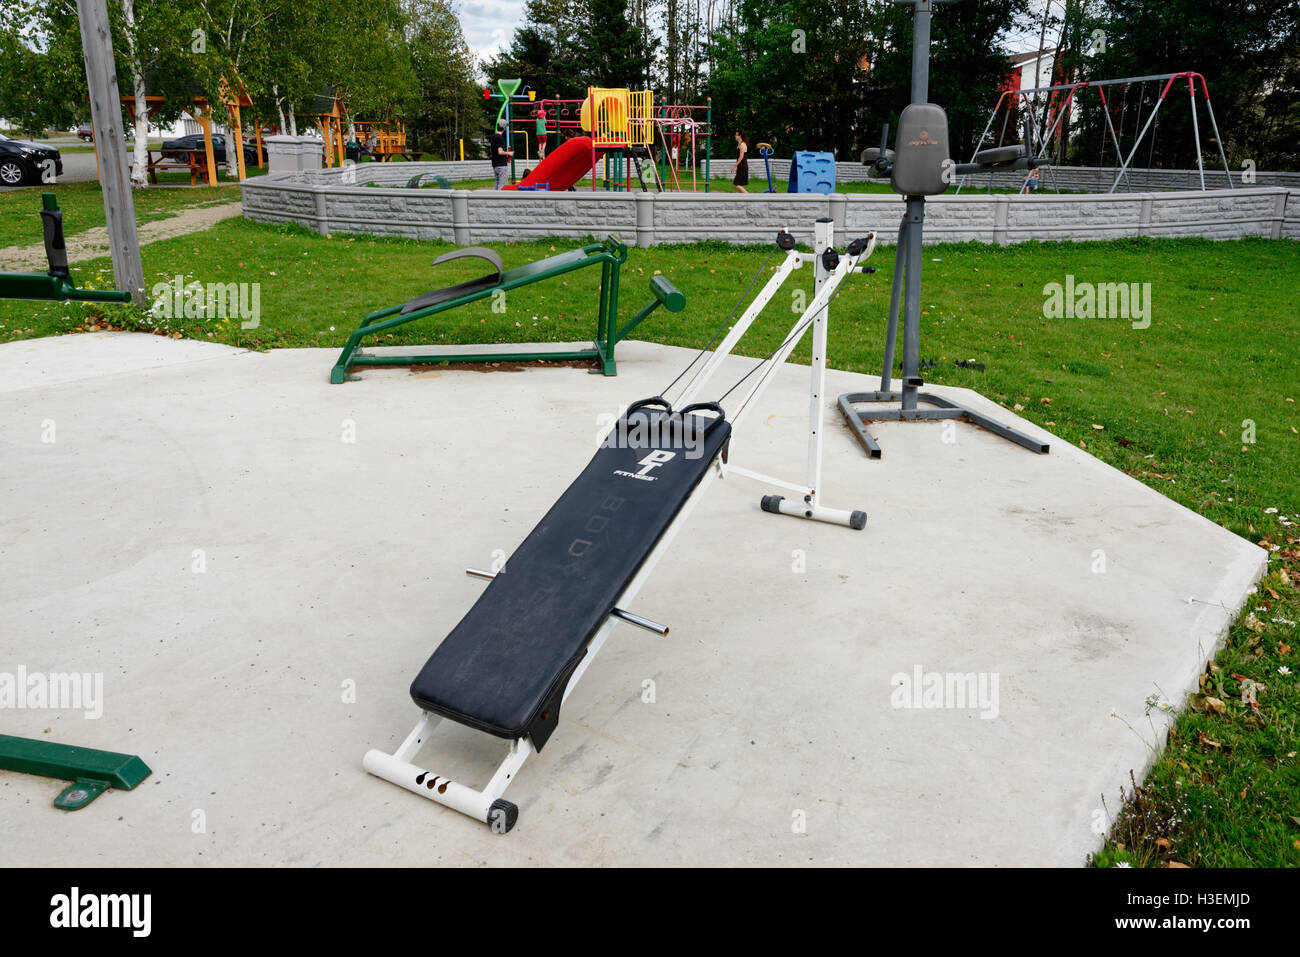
[958,71,1234,194]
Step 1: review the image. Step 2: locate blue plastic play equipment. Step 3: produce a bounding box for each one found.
[788,151,836,193]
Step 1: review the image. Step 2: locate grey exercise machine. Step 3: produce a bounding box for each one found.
[839,0,1051,459]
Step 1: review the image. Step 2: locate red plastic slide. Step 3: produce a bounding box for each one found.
[502,136,595,192]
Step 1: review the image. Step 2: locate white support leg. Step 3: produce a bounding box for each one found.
[722,225,875,530]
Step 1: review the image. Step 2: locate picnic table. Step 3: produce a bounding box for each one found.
[128,148,215,186]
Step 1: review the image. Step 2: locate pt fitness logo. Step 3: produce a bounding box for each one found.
[615,450,676,482]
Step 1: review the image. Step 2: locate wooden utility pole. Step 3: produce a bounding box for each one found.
[75,0,146,305]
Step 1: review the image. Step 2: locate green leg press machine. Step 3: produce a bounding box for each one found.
[329,236,685,383]
[0,192,132,304]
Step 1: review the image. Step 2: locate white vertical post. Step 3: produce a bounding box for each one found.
[807,219,834,505]
[75,0,146,305]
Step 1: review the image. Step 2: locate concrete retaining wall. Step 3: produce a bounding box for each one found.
[241,162,1298,247]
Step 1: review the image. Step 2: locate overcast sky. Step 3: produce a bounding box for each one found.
[458,0,527,69]
[454,0,1056,73]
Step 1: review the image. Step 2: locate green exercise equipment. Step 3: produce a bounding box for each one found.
[0,193,132,304]
[329,236,685,383]
[0,734,151,810]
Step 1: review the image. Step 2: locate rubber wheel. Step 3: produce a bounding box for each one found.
[488,799,518,834]
[0,159,29,187]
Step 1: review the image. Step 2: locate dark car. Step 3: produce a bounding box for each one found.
[161,133,264,167]
[0,135,63,187]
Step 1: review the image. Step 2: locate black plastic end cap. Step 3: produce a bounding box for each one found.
[488,799,519,834]
[760,495,784,514]
[776,230,795,250]
[850,510,867,531]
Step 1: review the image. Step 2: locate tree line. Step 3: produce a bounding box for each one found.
[0,0,484,183]
[491,0,1299,169]
[3,0,1296,183]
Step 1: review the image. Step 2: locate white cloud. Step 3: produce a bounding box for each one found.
[457,0,528,69]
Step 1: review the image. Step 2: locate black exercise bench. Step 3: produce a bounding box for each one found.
[364,398,731,831]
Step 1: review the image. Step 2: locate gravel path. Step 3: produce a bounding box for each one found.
[0,201,243,272]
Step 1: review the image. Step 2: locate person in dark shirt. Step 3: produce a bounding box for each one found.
[731,131,749,192]
[491,118,513,188]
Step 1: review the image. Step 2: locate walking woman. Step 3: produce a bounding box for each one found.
[731,131,750,192]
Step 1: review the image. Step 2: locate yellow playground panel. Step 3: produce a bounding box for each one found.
[581,88,654,147]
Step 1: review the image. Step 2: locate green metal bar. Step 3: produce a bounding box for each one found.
[332,238,628,383]
[0,734,151,810]
[0,194,132,304]
[351,348,601,367]
[0,273,132,304]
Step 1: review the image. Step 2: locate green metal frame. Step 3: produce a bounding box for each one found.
[330,236,685,383]
[0,734,151,810]
[0,193,132,304]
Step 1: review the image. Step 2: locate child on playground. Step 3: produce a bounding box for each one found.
[731,131,749,192]
[491,118,513,189]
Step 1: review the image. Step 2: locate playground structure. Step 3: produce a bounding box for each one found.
[959,71,1233,194]
[305,91,411,167]
[495,81,713,192]
[329,237,685,382]
[353,117,409,162]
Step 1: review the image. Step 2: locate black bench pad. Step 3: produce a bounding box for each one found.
[410,399,731,751]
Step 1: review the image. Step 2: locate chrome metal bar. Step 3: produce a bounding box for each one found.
[465,568,669,636]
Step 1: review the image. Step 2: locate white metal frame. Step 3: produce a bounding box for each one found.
[364,221,877,831]
[679,220,875,528]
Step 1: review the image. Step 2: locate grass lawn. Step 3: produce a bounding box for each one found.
[1,218,1296,866]
[0,180,245,249]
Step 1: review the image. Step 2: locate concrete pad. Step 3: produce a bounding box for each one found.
[0,333,1264,866]
[0,331,242,394]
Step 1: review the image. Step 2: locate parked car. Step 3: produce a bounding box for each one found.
[0,135,63,187]
[73,126,128,142]
[161,133,264,167]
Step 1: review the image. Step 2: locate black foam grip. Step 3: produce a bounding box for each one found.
[40,210,69,279]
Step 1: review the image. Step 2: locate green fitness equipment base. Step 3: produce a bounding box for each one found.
[330,236,684,383]
[0,193,133,304]
[0,735,151,810]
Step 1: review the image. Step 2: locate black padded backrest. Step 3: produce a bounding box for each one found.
[892,103,950,196]
[409,401,731,751]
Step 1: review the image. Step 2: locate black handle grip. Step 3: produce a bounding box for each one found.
[626,396,673,417]
[677,401,726,421]
[40,209,69,279]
